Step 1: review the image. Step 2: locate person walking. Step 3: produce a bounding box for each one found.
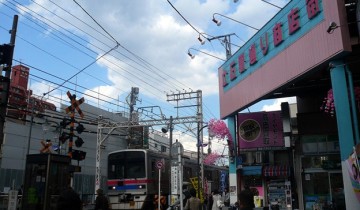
[207,191,214,210]
[238,189,254,210]
[184,188,201,210]
[223,188,230,207]
[242,186,255,208]
[95,188,109,210]
[57,186,82,210]
[211,189,224,210]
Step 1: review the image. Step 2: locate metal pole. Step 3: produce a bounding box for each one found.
[26,100,35,155]
[0,15,18,159]
[169,116,173,204]
[197,126,200,198]
[197,125,208,198]
[158,169,161,210]
[178,145,183,210]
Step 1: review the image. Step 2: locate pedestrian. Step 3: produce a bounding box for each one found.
[243,186,255,208]
[211,189,224,210]
[95,188,109,210]
[207,191,214,210]
[57,186,82,210]
[238,189,254,210]
[184,188,201,210]
[17,185,23,196]
[223,188,230,207]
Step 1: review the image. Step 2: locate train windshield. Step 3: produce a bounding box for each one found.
[108,151,146,179]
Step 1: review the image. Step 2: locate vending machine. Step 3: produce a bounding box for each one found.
[267,180,292,210]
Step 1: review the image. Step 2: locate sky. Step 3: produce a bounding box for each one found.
[0,0,293,155]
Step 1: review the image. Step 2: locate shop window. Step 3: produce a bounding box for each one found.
[302,154,341,169]
[301,135,340,154]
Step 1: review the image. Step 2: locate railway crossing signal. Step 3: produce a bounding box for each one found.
[40,139,52,154]
[65,91,84,118]
[64,91,84,159]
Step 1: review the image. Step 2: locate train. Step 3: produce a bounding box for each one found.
[106,149,228,210]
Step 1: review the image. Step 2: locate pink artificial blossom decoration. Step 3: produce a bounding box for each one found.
[208,119,235,157]
[208,119,232,141]
[203,152,221,165]
[320,87,360,117]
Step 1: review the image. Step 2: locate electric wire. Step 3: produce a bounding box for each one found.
[1,0,218,131]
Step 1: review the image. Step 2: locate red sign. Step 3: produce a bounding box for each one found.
[155,160,164,170]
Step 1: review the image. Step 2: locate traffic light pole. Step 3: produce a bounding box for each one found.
[0,15,17,161]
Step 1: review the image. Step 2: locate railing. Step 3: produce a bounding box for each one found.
[0,194,21,210]
[0,193,96,210]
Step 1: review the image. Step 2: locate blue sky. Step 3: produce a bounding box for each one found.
[0,0,292,154]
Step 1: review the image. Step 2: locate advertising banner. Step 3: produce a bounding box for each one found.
[238,111,283,150]
[345,144,360,202]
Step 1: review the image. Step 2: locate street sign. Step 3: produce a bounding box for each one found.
[155,160,164,170]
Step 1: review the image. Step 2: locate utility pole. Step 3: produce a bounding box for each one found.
[207,33,235,59]
[128,87,139,122]
[167,90,204,200]
[0,15,18,160]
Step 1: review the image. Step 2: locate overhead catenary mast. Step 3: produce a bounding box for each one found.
[94,88,203,196]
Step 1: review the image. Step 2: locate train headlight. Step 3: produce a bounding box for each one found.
[112,186,116,190]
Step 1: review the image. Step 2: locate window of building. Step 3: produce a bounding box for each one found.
[161,145,166,152]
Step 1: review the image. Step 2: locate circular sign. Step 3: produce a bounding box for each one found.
[239,119,261,142]
[155,160,164,170]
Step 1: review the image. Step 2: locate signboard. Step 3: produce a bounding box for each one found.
[345,145,360,202]
[190,177,204,203]
[238,111,283,150]
[155,160,164,170]
[218,0,353,118]
[7,190,18,210]
[171,166,179,194]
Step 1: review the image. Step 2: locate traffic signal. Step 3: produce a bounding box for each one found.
[0,44,14,66]
[59,133,69,144]
[75,137,84,147]
[76,123,85,134]
[60,118,70,129]
[72,149,86,161]
[0,77,10,107]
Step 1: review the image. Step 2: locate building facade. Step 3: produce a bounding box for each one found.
[218,0,360,209]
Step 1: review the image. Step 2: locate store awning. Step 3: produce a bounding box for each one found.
[263,165,291,177]
[241,165,262,176]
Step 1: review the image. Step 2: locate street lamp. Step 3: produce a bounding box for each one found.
[212,13,259,31]
[187,48,226,61]
[197,34,206,45]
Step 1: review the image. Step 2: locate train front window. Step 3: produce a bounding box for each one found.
[108,151,146,179]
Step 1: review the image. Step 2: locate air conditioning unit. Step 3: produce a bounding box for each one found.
[246,152,253,164]
[256,151,263,163]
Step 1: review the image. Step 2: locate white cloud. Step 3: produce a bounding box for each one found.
[261,97,297,111]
